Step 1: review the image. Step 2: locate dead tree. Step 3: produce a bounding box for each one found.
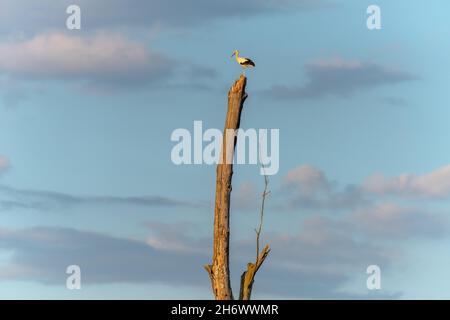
[204,75,270,300]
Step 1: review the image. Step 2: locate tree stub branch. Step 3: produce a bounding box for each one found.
[239,245,271,300]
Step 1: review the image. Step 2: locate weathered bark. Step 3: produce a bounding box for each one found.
[204,75,247,300]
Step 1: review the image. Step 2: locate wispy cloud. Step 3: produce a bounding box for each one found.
[0,184,203,212]
[266,57,416,100]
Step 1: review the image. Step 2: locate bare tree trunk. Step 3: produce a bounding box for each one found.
[204,75,247,300]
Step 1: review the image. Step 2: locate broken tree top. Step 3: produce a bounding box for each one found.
[229,75,247,98]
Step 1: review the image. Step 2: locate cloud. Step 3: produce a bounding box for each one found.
[282,164,366,209]
[0,33,174,88]
[0,1,330,100]
[282,165,448,239]
[281,164,449,240]
[1,162,447,298]
[266,57,416,100]
[0,32,220,101]
[0,226,207,287]
[145,221,208,254]
[280,164,449,240]
[249,203,445,297]
[363,164,450,198]
[245,216,400,298]
[0,155,10,175]
[255,202,447,298]
[282,162,450,209]
[348,203,448,239]
[0,222,400,299]
[0,0,329,34]
[261,216,395,272]
[145,220,402,298]
[0,184,202,212]
[284,164,331,196]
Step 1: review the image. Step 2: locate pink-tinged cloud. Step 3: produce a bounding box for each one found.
[0,155,10,173]
[283,164,330,196]
[363,164,450,198]
[0,33,174,86]
[282,164,364,209]
[145,221,208,254]
[348,203,447,239]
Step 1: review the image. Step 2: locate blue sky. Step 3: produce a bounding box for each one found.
[0,0,450,299]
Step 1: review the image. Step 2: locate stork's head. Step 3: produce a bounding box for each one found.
[231,50,239,57]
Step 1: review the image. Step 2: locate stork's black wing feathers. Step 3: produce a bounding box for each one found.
[240,59,255,67]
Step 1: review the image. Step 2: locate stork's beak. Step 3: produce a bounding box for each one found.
[231,52,235,57]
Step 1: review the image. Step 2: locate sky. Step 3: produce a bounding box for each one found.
[0,0,450,299]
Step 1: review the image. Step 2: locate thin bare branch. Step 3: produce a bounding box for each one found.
[239,161,271,300]
[255,166,269,264]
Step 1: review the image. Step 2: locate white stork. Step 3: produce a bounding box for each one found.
[231,50,255,74]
